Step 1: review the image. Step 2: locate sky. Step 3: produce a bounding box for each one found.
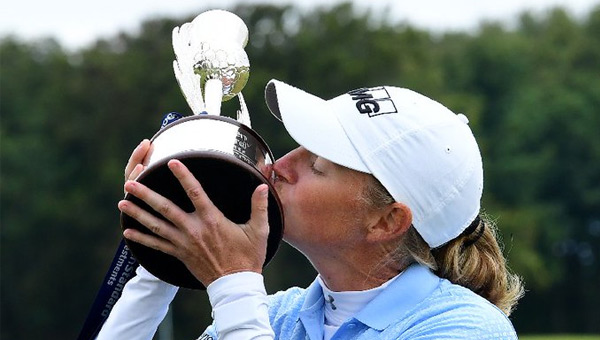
[1,0,598,51]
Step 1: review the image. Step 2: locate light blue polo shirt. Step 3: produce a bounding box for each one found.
[202,264,517,339]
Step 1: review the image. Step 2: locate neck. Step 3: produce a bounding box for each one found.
[304,244,402,291]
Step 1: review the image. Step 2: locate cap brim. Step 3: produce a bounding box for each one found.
[265,79,369,173]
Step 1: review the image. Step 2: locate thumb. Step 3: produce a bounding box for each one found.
[247,184,270,237]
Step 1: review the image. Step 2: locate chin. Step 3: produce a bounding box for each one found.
[281,229,301,248]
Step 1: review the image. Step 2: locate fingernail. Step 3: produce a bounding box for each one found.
[260,185,269,197]
[124,181,137,193]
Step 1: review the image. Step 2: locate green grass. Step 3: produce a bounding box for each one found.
[520,335,600,340]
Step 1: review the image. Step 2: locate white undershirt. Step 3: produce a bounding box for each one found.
[317,273,402,340]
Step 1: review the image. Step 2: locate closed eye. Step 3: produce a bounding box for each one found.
[310,159,325,175]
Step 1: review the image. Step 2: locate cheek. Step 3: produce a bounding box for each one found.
[287,184,366,235]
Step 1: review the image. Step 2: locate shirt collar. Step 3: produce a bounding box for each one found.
[354,263,440,330]
[299,263,440,333]
[298,278,326,340]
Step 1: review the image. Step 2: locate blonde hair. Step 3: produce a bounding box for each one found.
[363,176,524,316]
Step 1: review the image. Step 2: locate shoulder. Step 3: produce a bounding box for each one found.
[198,285,310,340]
[397,279,517,339]
[263,285,310,336]
[267,286,308,316]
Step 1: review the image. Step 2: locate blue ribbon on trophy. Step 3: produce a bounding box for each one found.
[77,10,283,340]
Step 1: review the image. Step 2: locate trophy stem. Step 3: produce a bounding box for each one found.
[203,79,224,115]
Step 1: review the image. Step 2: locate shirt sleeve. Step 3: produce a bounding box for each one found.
[96,265,179,340]
[207,271,275,340]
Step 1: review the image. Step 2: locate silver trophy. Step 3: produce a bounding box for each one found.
[121,10,284,290]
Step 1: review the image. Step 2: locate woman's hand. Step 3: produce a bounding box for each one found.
[118,159,270,287]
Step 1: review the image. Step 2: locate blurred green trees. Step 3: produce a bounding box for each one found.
[1,3,599,338]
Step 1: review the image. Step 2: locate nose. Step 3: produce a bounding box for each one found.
[273,147,304,184]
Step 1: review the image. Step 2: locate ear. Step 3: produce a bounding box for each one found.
[366,202,412,243]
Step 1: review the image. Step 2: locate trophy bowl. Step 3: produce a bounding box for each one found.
[121,115,284,290]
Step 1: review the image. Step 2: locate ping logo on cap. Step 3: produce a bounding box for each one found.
[348,87,397,117]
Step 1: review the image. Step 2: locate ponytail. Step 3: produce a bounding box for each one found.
[431,215,524,316]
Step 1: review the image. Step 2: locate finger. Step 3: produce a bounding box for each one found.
[118,199,181,245]
[123,228,178,257]
[125,139,151,179]
[246,184,270,237]
[167,159,216,215]
[123,180,188,228]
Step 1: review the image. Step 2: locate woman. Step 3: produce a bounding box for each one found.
[98,79,524,339]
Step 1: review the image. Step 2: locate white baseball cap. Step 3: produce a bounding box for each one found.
[265,79,483,248]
